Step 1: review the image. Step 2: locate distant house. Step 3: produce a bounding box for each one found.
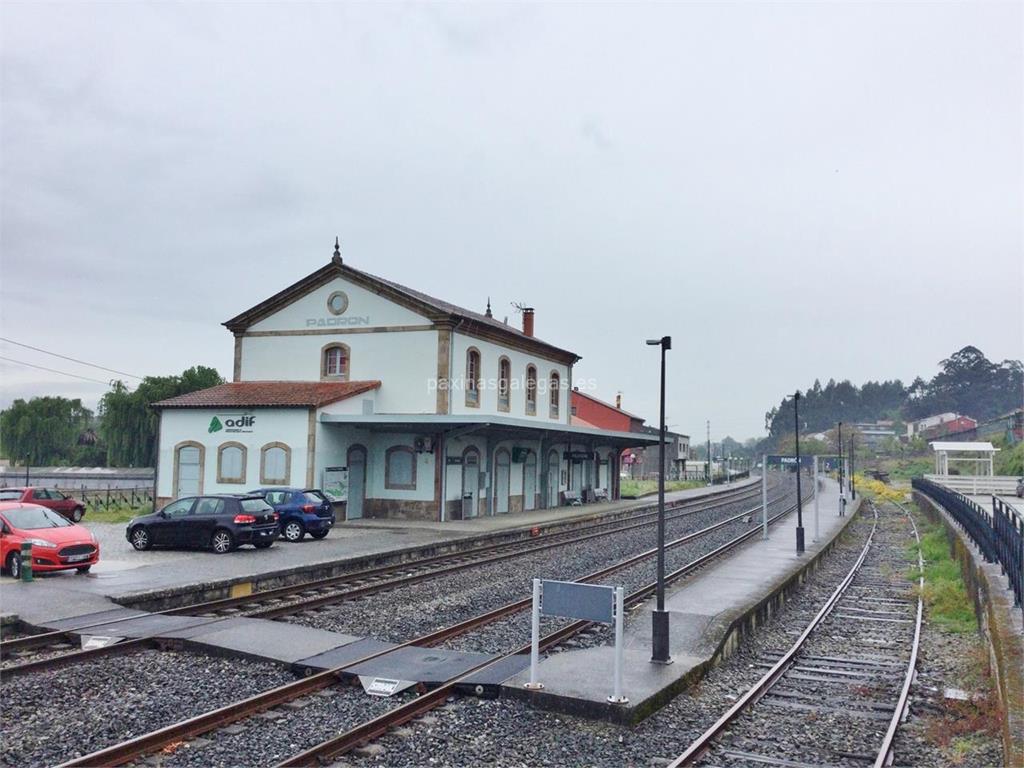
[921,415,978,442]
[853,421,897,448]
[907,412,962,439]
[570,389,645,433]
[629,426,690,480]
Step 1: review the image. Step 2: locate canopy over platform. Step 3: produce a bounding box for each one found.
[931,441,999,476]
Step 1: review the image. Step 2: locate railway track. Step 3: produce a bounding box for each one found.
[51,483,810,767]
[2,482,773,676]
[667,499,923,768]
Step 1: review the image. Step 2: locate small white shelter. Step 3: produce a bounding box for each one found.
[931,441,999,476]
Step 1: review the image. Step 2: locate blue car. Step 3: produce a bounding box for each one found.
[248,487,335,542]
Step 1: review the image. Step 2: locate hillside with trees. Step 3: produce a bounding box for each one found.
[763,346,1022,446]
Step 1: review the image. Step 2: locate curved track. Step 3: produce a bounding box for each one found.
[667,499,923,768]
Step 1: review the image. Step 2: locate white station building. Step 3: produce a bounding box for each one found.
[154,244,657,521]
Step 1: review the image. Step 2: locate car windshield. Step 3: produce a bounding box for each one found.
[0,490,23,501]
[302,491,327,504]
[2,506,73,529]
[240,498,273,513]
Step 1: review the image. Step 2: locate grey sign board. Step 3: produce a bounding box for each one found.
[541,580,614,624]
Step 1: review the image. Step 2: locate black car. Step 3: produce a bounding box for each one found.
[126,495,280,554]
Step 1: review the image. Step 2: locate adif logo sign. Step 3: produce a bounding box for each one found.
[209,415,255,434]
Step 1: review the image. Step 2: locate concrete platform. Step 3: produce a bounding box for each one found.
[504,478,862,723]
[182,618,362,665]
[342,645,496,686]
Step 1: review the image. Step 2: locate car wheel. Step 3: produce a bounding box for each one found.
[211,529,235,554]
[7,552,22,579]
[76,565,91,573]
[283,521,305,542]
[71,507,84,523]
[310,530,329,540]
[130,526,152,551]
[254,541,273,549]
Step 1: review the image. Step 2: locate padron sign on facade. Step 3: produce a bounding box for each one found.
[307,289,370,327]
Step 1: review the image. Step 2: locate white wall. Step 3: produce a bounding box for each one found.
[157,408,310,498]
[241,330,439,414]
[449,331,570,423]
[247,276,429,332]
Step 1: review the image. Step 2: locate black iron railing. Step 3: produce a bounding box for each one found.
[993,495,1024,611]
[913,477,1023,612]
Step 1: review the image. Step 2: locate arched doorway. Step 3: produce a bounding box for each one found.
[494,449,511,515]
[346,445,366,520]
[547,450,560,507]
[462,447,480,519]
[523,450,537,511]
[174,442,203,498]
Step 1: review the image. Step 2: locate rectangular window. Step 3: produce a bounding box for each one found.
[385,447,417,490]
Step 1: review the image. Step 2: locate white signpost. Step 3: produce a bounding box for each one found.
[524,578,627,705]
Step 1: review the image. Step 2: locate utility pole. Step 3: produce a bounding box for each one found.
[706,420,711,486]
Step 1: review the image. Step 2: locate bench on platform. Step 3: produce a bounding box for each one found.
[561,490,583,506]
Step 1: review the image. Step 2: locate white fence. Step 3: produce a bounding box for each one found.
[924,474,1019,496]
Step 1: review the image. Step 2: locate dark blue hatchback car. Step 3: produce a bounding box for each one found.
[248,488,335,542]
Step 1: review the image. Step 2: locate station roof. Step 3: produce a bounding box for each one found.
[223,256,579,365]
[930,441,998,453]
[153,380,382,409]
[319,412,660,447]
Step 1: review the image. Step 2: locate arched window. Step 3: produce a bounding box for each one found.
[260,442,291,485]
[217,442,247,484]
[525,365,537,415]
[321,343,350,380]
[497,356,511,412]
[549,372,561,419]
[385,445,417,490]
[465,348,481,407]
[173,441,205,497]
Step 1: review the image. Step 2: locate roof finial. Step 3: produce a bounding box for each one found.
[332,236,342,265]
[485,297,493,318]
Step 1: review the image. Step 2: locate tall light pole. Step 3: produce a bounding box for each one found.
[837,421,844,491]
[849,434,856,500]
[647,336,672,665]
[794,391,805,555]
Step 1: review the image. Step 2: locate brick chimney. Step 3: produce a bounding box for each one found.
[615,392,622,410]
[522,307,535,337]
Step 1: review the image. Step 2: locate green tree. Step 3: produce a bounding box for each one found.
[99,366,222,467]
[0,397,95,466]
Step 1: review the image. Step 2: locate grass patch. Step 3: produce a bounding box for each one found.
[619,479,703,498]
[82,501,152,524]
[907,522,977,634]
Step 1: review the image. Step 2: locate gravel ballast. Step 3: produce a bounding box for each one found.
[0,648,294,767]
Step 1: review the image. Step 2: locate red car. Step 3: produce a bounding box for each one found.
[0,502,100,579]
[0,487,87,522]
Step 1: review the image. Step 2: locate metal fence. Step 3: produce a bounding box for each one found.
[68,486,154,509]
[913,477,1023,613]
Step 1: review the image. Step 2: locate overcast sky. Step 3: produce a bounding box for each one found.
[1,2,1021,441]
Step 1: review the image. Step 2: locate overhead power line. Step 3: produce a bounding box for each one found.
[0,356,114,386]
[0,337,143,380]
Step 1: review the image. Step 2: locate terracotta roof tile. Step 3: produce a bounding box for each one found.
[153,380,381,409]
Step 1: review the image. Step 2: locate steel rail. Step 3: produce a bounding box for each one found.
[666,501,879,767]
[3,483,762,657]
[55,487,804,768]
[668,498,923,768]
[874,500,924,768]
[277,490,813,766]
[3,487,775,677]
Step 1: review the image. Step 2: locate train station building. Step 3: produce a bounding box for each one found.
[153,244,658,520]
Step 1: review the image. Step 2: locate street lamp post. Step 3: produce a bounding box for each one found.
[647,336,673,665]
[794,391,805,555]
[850,435,856,500]
[837,421,845,516]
